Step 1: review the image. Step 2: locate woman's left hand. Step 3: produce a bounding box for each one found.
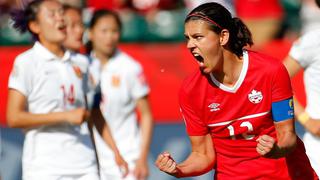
[256,135,276,156]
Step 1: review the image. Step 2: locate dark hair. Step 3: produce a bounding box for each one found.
[316,0,320,8]
[63,4,82,15]
[185,2,253,57]
[86,9,122,54]
[10,0,45,40]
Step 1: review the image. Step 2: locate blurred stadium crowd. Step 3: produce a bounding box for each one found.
[0,0,319,46]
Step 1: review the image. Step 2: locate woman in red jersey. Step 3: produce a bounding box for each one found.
[155,2,318,180]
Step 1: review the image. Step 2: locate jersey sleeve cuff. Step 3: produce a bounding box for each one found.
[8,83,28,97]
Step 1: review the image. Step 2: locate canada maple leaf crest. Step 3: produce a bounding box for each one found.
[248,89,263,104]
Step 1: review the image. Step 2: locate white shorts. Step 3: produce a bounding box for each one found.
[303,132,320,176]
[100,161,137,180]
[23,172,100,180]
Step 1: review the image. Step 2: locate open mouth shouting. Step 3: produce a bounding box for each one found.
[192,52,208,73]
[193,53,204,63]
[192,52,205,68]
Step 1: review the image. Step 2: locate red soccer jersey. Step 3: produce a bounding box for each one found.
[179,51,317,179]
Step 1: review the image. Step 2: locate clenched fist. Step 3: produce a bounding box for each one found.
[155,152,178,175]
[256,135,276,157]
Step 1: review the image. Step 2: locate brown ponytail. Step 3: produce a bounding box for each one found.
[185,2,253,57]
[229,17,253,57]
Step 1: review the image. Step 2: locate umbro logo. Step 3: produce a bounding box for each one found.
[208,103,220,111]
[248,89,263,104]
[44,70,55,75]
[44,68,56,75]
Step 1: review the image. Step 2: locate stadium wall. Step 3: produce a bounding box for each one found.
[0,42,306,125]
[0,41,307,180]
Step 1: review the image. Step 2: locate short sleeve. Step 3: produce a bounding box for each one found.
[271,63,293,102]
[289,31,320,67]
[130,64,150,99]
[179,88,208,136]
[8,57,32,96]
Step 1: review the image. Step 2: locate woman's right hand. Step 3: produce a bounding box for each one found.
[114,152,129,178]
[66,108,89,125]
[155,152,179,175]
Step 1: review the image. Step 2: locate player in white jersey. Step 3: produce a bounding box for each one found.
[62,4,129,174]
[86,9,153,180]
[7,1,99,179]
[62,4,85,53]
[284,1,320,174]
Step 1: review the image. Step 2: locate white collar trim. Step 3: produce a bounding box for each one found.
[33,41,70,62]
[209,50,248,93]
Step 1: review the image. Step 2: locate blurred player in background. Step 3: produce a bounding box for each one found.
[86,9,153,180]
[235,0,284,48]
[155,2,318,179]
[62,4,129,177]
[283,0,320,176]
[62,4,84,52]
[300,0,320,34]
[7,0,99,179]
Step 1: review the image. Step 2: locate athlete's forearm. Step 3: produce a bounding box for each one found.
[272,131,297,158]
[91,108,121,155]
[156,135,215,178]
[172,134,215,178]
[272,120,297,158]
[173,151,215,178]
[91,108,128,172]
[137,97,153,162]
[101,123,121,155]
[138,112,153,162]
[7,89,73,128]
[293,96,305,117]
[7,111,69,128]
